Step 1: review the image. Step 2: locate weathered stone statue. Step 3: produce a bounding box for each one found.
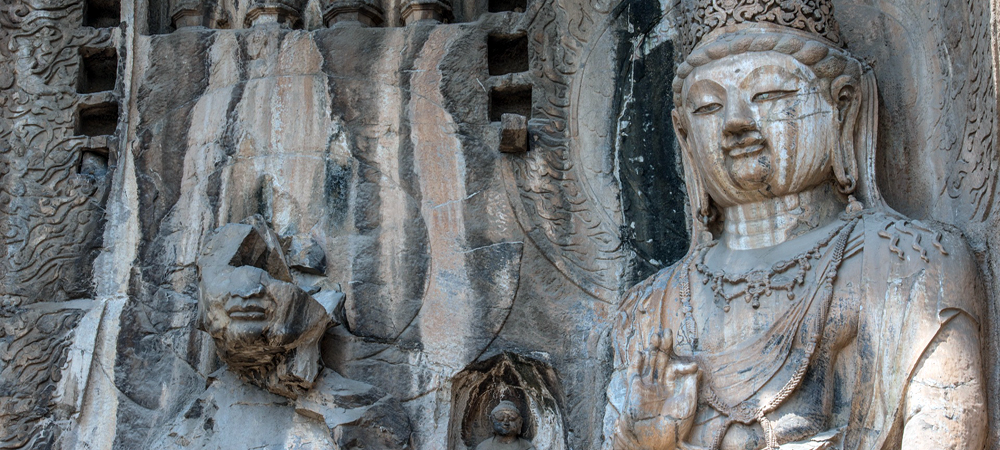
[476,401,535,450]
[197,216,338,398]
[152,218,412,449]
[604,1,988,449]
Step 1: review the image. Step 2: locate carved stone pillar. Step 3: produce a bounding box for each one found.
[399,0,451,25]
[322,0,385,27]
[245,0,306,28]
[169,0,203,28]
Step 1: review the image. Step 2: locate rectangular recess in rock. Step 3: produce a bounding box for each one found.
[78,47,118,94]
[78,147,110,178]
[488,0,527,12]
[489,85,531,122]
[76,103,119,137]
[84,0,121,28]
[488,33,529,76]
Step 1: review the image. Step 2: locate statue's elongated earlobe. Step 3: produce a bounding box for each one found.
[830,75,860,194]
[673,108,715,244]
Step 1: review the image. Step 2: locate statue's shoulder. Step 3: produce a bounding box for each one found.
[619,263,682,315]
[860,209,977,269]
[860,209,983,317]
[615,262,687,341]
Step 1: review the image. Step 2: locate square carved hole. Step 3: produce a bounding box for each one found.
[79,148,110,178]
[84,0,121,28]
[489,0,527,12]
[77,103,119,137]
[489,85,531,122]
[488,33,528,76]
[78,47,117,94]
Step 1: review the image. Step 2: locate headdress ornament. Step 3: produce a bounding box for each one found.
[675,0,843,62]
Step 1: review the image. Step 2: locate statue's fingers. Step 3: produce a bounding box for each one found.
[649,331,664,379]
[681,373,701,416]
[680,368,700,397]
[660,329,674,353]
[676,361,698,376]
[656,350,675,383]
[649,331,662,354]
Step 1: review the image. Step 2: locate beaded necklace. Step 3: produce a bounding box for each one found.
[693,218,853,311]
[677,214,860,450]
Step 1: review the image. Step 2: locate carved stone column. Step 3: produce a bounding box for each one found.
[169,0,203,28]
[399,0,451,25]
[322,0,385,27]
[245,0,306,28]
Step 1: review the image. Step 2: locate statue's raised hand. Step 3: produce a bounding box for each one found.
[613,329,699,450]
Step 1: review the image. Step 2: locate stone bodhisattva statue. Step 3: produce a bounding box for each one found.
[153,217,411,449]
[476,401,536,450]
[604,1,988,449]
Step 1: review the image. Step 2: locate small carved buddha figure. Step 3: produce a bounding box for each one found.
[476,401,536,450]
[604,0,988,449]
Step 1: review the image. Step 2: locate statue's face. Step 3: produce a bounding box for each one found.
[677,51,842,208]
[200,264,317,350]
[491,410,522,437]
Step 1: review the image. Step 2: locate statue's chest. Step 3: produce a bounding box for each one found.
[679,255,864,449]
[680,241,864,355]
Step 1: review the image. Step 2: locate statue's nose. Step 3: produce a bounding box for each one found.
[722,98,757,136]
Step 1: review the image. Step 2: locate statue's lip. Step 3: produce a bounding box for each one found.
[227,303,268,320]
[727,144,764,157]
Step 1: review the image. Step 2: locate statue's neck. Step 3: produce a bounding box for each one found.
[720,184,844,250]
[496,435,518,444]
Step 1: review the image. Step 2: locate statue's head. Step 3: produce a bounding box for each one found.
[197,216,338,398]
[670,0,879,228]
[490,400,523,438]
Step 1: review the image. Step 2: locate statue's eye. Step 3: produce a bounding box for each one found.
[753,90,798,102]
[692,103,722,115]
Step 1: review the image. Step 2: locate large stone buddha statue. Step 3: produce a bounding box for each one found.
[603,1,988,449]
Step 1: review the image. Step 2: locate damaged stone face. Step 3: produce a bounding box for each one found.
[152,218,414,449]
[197,217,339,398]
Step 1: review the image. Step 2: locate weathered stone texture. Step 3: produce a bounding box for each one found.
[106,2,625,446]
[1,0,1000,448]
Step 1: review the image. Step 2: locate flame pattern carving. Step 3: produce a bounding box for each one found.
[0,0,115,447]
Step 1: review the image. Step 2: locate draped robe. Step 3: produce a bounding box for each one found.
[603,210,984,450]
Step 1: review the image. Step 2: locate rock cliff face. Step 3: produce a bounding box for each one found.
[4,0,646,447]
[1,0,999,448]
[113,12,626,449]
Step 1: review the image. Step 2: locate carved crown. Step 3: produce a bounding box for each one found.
[676,0,843,61]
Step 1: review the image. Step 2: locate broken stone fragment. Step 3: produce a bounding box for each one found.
[295,370,412,450]
[499,113,528,153]
[197,216,334,398]
[286,235,328,275]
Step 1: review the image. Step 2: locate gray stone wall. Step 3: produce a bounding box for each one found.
[1,0,999,448]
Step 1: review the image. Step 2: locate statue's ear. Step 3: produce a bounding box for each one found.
[673,107,715,242]
[831,75,860,194]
